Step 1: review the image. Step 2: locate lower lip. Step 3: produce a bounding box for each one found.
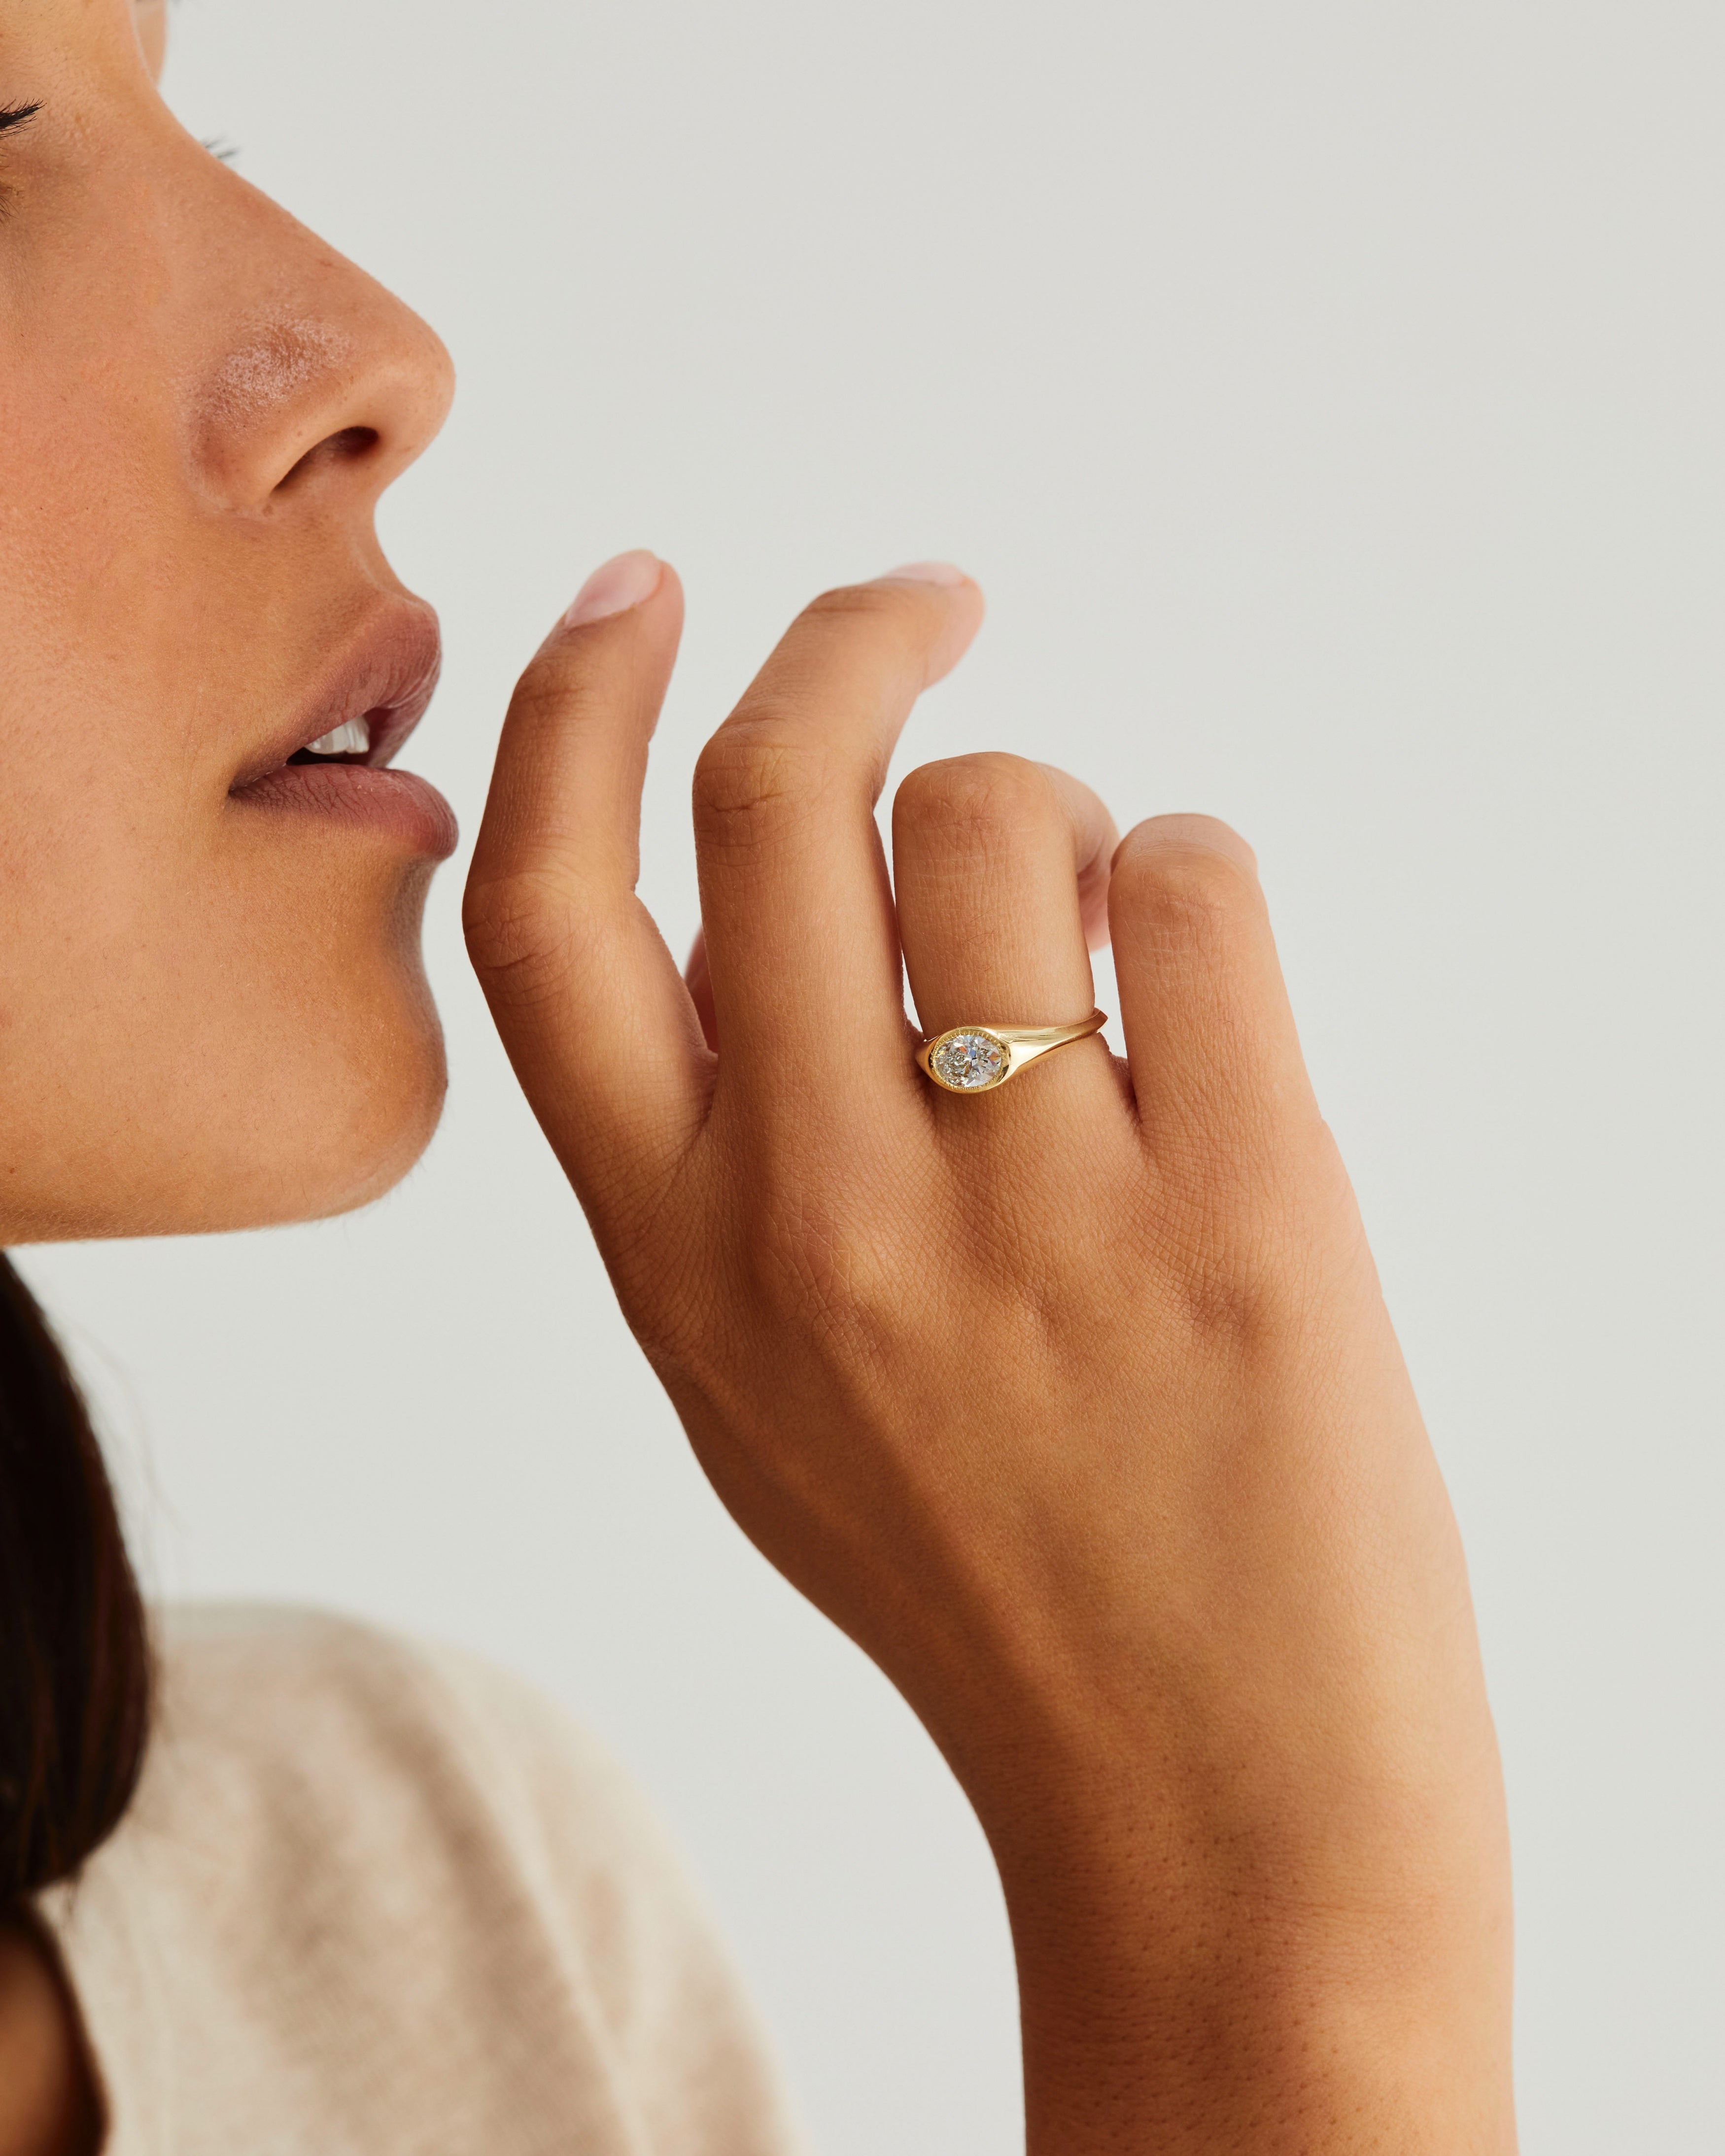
[230,763,459,858]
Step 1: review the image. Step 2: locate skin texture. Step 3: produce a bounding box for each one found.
[0,1,1518,2150]
[466,564,1518,2150]
[0,0,455,1243]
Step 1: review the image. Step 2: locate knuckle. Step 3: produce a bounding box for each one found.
[692,722,834,861]
[1161,1227,1282,1351]
[505,647,586,725]
[461,868,582,1008]
[1157,1201,1333,1365]
[896,751,1051,845]
[1111,838,1256,953]
[801,579,925,634]
[763,1211,903,1363]
[504,672,572,732]
[735,1149,909,1351]
[1145,1103,1346,1342]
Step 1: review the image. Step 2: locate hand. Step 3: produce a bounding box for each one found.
[465,551,1515,2153]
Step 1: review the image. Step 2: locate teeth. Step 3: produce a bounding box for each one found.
[305,717,370,757]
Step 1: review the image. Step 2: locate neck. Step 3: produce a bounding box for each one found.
[0,1914,97,2156]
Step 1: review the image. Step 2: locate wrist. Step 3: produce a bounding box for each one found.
[965,1728,1516,2153]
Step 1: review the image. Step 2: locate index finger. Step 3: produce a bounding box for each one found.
[465,553,710,1222]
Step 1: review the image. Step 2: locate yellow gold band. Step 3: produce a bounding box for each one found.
[918,1009,1107,1095]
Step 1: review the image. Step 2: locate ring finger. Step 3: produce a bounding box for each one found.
[891,753,1120,1110]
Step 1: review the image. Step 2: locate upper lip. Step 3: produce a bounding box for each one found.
[230,602,443,792]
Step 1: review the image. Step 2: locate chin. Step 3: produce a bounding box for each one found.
[221,967,452,1234]
[262,1040,448,1230]
[0,946,449,1246]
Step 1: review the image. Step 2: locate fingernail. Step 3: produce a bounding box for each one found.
[877,560,968,587]
[562,549,662,629]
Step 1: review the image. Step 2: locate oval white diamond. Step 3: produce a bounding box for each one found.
[931,1030,1007,1089]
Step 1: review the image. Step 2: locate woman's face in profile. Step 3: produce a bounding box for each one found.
[0,0,458,1242]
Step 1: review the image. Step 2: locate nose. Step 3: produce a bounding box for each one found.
[175,159,456,517]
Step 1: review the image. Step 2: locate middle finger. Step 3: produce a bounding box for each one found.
[692,566,983,1106]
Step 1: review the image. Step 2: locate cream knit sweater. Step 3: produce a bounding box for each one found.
[37,1606,799,2156]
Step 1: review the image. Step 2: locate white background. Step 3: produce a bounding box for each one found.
[20,1,1724,2148]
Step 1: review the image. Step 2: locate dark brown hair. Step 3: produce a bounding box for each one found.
[0,1256,150,1899]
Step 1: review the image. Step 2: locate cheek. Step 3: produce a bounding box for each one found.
[0,801,449,1240]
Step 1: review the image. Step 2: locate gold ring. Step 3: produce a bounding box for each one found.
[918,1009,1108,1095]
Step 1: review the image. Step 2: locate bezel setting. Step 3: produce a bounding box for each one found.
[924,1026,1013,1093]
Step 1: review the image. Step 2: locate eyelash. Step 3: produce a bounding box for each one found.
[0,106,235,168]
